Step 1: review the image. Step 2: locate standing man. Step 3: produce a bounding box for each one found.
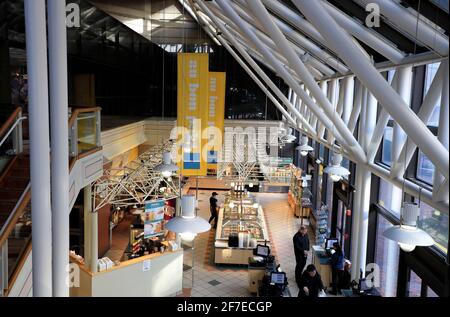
[293,225,310,288]
[209,192,219,229]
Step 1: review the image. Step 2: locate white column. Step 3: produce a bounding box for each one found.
[25,0,53,297]
[392,67,413,164]
[433,59,449,202]
[84,186,98,272]
[352,89,377,279]
[48,0,70,297]
[342,77,354,125]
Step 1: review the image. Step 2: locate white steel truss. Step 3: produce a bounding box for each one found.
[181,0,448,214]
[93,140,180,211]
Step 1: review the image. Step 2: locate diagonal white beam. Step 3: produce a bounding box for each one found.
[347,81,363,134]
[191,0,315,133]
[233,0,346,74]
[213,0,355,158]
[213,1,332,77]
[294,0,449,178]
[244,0,366,162]
[321,0,406,64]
[354,0,449,57]
[261,0,350,73]
[433,59,449,202]
[391,62,446,177]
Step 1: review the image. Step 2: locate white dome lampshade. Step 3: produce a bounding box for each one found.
[324,153,350,182]
[165,195,211,242]
[383,202,434,252]
[154,152,179,178]
[296,136,313,157]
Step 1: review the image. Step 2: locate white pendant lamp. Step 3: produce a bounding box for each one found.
[383,202,434,252]
[165,195,211,242]
[324,153,350,182]
[296,136,314,157]
[154,152,179,178]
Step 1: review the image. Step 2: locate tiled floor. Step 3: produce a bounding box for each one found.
[104,214,134,262]
[182,189,312,297]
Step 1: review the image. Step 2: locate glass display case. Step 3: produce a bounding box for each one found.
[214,194,270,265]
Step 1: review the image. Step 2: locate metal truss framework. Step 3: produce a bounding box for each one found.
[179,0,449,214]
[93,140,180,211]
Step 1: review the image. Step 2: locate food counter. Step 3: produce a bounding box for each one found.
[311,245,332,288]
[214,194,270,265]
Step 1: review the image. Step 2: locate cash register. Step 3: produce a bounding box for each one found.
[252,245,289,297]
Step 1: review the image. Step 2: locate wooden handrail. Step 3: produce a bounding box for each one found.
[0,184,31,248]
[68,107,101,128]
[0,107,22,139]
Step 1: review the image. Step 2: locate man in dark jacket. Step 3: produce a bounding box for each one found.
[293,225,310,287]
[330,242,345,295]
[209,192,219,229]
[298,264,325,298]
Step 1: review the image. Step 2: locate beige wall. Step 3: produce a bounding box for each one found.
[71,251,183,297]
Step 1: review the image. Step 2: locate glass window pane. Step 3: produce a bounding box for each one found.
[427,286,439,297]
[415,200,449,254]
[416,150,435,185]
[423,63,441,127]
[378,179,401,218]
[408,270,422,297]
[381,126,393,166]
[375,216,399,297]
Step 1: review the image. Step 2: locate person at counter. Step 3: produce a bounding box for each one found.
[330,242,345,295]
[298,265,325,298]
[209,192,219,229]
[293,225,310,288]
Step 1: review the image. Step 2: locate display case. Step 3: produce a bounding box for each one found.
[214,194,270,265]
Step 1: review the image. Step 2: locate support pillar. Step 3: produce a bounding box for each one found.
[84,186,98,273]
[48,0,70,297]
[25,0,53,297]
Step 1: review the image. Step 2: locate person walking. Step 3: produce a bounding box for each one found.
[330,242,345,295]
[298,264,325,298]
[209,192,219,229]
[293,225,310,288]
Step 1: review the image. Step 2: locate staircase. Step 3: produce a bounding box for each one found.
[0,106,103,296]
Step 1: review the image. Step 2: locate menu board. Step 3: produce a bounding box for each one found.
[144,199,165,238]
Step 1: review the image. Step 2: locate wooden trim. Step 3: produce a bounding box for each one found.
[68,107,101,128]
[0,185,31,247]
[77,146,102,160]
[4,238,32,296]
[0,107,22,139]
[69,156,77,171]
[0,155,18,184]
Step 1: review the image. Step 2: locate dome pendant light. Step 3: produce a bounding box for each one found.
[324,153,350,182]
[383,202,434,252]
[296,136,313,157]
[165,195,211,242]
[154,152,179,178]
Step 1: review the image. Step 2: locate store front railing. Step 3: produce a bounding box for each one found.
[69,107,102,160]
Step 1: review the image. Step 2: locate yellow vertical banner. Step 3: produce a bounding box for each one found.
[177,53,209,176]
[204,72,226,173]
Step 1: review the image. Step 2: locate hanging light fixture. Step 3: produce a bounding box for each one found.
[154,152,179,178]
[165,195,211,242]
[228,201,235,209]
[324,153,350,182]
[248,182,254,188]
[296,136,314,157]
[383,203,434,252]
